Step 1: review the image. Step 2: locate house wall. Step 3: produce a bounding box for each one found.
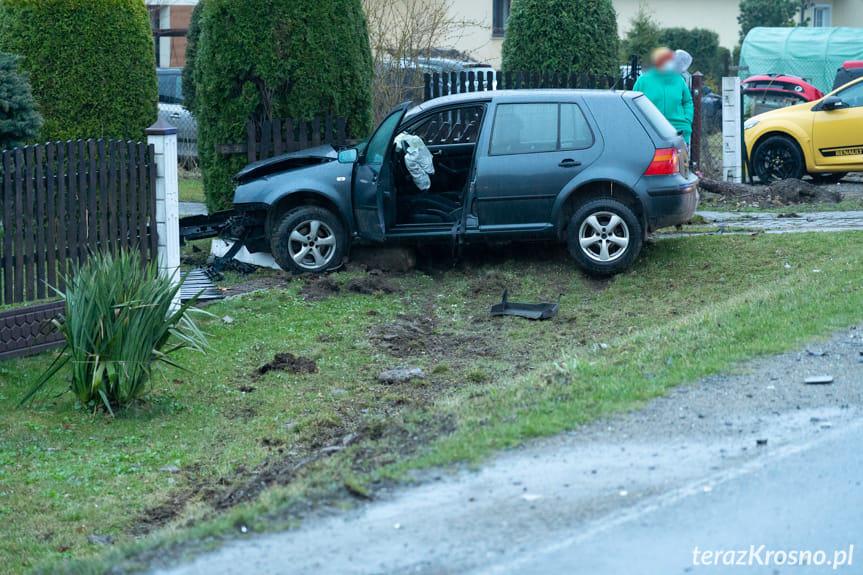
[147,0,195,68]
[615,0,741,49]
[169,6,192,67]
[145,0,863,71]
[829,0,863,27]
[446,2,501,66]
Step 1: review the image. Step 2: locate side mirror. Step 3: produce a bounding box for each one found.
[338,148,358,163]
[820,96,844,111]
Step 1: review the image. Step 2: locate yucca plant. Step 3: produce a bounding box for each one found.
[21,249,208,414]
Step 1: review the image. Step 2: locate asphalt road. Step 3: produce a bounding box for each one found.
[475,421,863,575]
[153,326,863,575]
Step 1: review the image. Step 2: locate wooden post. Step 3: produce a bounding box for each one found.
[146,118,180,310]
[691,72,703,169]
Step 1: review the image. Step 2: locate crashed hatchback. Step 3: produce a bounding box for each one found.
[230,90,698,276]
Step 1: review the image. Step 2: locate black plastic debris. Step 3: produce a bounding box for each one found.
[181,269,225,302]
[491,289,558,321]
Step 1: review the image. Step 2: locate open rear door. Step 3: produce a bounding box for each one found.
[353,103,410,241]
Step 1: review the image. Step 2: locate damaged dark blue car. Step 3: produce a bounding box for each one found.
[229,90,698,276]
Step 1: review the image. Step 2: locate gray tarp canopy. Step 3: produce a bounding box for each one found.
[740,27,863,93]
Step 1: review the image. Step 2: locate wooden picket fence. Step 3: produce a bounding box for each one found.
[0,139,157,359]
[216,115,357,165]
[423,70,633,101]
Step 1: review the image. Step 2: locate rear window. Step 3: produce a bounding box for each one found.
[633,95,678,140]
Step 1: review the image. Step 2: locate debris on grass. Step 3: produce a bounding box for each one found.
[258,353,318,376]
[157,465,181,473]
[490,289,559,320]
[378,368,426,384]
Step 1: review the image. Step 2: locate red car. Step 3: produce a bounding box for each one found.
[741,75,823,117]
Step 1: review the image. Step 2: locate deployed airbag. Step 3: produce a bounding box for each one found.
[394,133,435,191]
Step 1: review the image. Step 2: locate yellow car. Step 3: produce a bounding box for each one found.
[744,76,863,183]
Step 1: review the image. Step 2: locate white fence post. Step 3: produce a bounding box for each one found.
[146,119,181,308]
[721,77,743,183]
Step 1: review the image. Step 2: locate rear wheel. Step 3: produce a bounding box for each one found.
[752,135,804,182]
[270,206,347,274]
[566,198,643,277]
[810,172,847,184]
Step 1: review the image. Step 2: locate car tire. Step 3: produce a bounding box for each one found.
[810,172,847,184]
[567,198,643,277]
[752,135,804,182]
[270,206,347,274]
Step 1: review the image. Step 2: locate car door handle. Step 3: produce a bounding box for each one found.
[559,159,582,168]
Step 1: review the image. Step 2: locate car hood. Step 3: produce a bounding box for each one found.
[748,98,816,124]
[233,145,338,183]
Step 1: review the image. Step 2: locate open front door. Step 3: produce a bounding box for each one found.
[353,103,410,241]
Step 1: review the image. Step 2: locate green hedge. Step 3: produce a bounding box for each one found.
[188,0,374,211]
[0,0,157,142]
[501,0,619,75]
[659,27,724,82]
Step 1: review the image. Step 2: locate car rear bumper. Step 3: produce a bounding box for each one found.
[642,174,699,231]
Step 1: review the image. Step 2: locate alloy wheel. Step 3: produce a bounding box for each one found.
[578,211,630,263]
[288,219,337,270]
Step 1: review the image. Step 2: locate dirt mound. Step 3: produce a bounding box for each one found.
[345,276,399,296]
[258,353,318,375]
[698,177,843,208]
[301,277,340,301]
[767,179,842,204]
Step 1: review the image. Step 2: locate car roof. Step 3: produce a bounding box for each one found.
[406,89,632,118]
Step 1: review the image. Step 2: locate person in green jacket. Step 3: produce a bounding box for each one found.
[633,47,694,144]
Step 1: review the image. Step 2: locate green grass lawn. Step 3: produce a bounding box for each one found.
[178,178,205,204]
[2,232,862,573]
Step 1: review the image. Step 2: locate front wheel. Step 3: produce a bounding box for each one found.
[270,206,347,274]
[567,198,643,277]
[752,135,804,182]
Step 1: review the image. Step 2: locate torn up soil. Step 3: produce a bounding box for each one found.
[257,353,318,376]
[370,312,499,363]
[300,277,341,301]
[345,276,400,296]
[699,177,843,208]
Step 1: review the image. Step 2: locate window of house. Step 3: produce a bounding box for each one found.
[493,0,511,37]
[813,4,832,27]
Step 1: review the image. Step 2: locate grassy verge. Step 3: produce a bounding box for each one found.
[2,232,862,573]
[178,179,205,204]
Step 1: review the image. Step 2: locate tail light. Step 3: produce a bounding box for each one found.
[644,147,679,176]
